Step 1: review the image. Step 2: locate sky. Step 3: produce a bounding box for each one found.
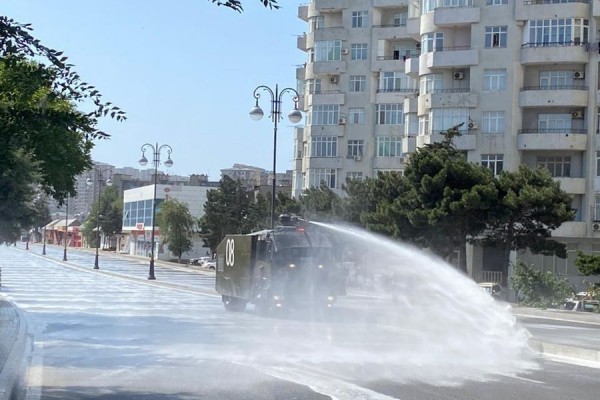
[3,0,306,180]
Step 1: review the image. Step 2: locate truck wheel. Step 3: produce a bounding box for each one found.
[223,296,247,312]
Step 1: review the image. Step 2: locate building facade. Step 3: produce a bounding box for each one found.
[295,0,600,288]
[122,184,212,260]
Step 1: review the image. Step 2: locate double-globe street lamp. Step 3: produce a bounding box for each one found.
[63,198,69,261]
[139,143,173,280]
[86,167,113,270]
[249,84,302,229]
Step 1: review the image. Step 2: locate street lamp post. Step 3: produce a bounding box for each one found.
[42,223,47,255]
[250,84,302,229]
[86,167,113,270]
[63,198,68,261]
[139,143,173,280]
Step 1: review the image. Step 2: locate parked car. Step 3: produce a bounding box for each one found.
[204,260,216,270]
[478,282,506,300]
[189,256,212,266]
[564,292,599,312]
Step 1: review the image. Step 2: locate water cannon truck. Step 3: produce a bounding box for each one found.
[215,215,346,314]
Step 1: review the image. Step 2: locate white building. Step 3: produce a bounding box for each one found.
[122,184,212,260]
[294,0,600,288]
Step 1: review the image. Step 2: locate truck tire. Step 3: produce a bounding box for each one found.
[222,295,247,312]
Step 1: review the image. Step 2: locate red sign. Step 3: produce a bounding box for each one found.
[136,223,144,230]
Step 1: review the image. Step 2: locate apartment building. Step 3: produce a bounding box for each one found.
[294,0,600,287]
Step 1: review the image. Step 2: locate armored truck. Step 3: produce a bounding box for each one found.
[215,216,346,313]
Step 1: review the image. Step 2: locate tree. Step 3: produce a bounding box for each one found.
[400,132,498,271]
[510,260,574,308]
[31,193,52,242]
[199,176,251,251]
[209,0,279,12]
[476,165,575,282]
[275,191,302,217]
[157,199,195,263]
[0,17,125,243]
[245,192,270,232]
[575,252,600,276]
[299,182,343,222]
[341,176,377,226]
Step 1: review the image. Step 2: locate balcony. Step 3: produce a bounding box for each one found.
[372,56,411,72]
[595,0,600,16]
[552,221,587,238]
[520,42,589,65]
[305,156,344,169]
[374,0,409,6]
[516,0,590,21]
[554,177,586,194]
[373,24,410,40]
[420,47,479,70]
[297,35,307,51]
[404,97,418,114]
[311,27,347,46]
[375,88,416,103]
[298,3,309,21]
[517,129,588,151]
[405,56,419,76]
[519,85,588,108]
[452,133,477,151]
[296,66,305,80]
[306,60,347,77]
[315,0,347,12]
[418,89,478,113]
[434,6,480,27]
[307,90,345,107]
[402,135,417,154]
[374,156,406,170]
[405,17,421,40]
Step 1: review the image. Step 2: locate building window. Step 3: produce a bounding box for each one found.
[377,136,402,157]
[310,104,340,125]
[526,18,589,46]
[537,156,571,177]
[346,172,363,180]
[309,168,337,189]
[538,114,571,130]
[123,199,163,227]
[310,136,337,157]
[349,75,366,92]
[487,0,508,4]
[539,71,573,87]
[485,26,507,48]
[347,140,364,157]
[421,32,444,53]
[394,12,408,27]
[597,151,600,177]
[351,43,368,60]
[430,108,469,134]
[314,40,342,62]
[481,154,504,176]
[309,16,324,32]
[482,111,505,133]
[595,195,600,221]
[379,72,416,92]
[306,79,322,94]
[376,104,404,125]
[349,108,365,125]
[352,11,369,28]
[483,69,507,91]
[419,74,442,94]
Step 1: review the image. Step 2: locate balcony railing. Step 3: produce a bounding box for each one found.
[309,89,343,95]
[373,23,408,28]
[517,128,587,134]
[523,0,588,4]
[429,88,471,93]
[520,85,588,91]
[376,53,420,60]
[521,41,588,48]
[376,88,418,93]
[424,45,472,52]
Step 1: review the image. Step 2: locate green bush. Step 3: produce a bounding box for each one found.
[510,260,574,308]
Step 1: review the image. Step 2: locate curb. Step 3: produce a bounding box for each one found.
[0,300,28,400]
[529,339,600,363]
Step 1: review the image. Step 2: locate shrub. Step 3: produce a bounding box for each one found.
[510,260,574,308]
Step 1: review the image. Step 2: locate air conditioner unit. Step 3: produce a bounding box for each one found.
[415,43,422,50]
[593,222,600,231]
[453,71,465,80]
[338,117,346,125]
[573,71,585,79]
[330,75,339,84]
[571,111,584,119]
[468,121,478,130]
[354,155,362,161]
[341,48,349,55]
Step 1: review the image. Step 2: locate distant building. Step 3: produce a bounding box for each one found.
[221,164,268,190]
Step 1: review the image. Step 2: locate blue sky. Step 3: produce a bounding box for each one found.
[4,0,305,180]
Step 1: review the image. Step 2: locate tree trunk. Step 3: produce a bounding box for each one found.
[459,236,468,274]
[502,222,515,287]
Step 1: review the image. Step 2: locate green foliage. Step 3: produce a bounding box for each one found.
[199,176,251,251]
[275,191,301,216]
[510,260,574,308]
[82,185,122,247]
[299,182,343,222]
[341,177,377,226]
[209,0,279,12]
[574,251,600,276]
[0,17,125,244]
[157,199,195,262]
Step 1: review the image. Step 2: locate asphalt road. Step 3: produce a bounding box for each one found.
[1,245,599,400]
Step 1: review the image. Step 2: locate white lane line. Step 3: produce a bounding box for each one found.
[543,354,600,369]
[514,313,600,327]
[499,374,545,384]
[252,364,399,400]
